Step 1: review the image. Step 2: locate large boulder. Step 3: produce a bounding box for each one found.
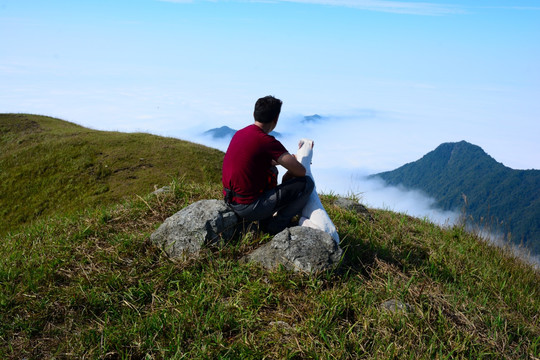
[150,199,238,259]
[245,226,343,273]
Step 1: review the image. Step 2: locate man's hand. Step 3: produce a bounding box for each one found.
[277,152,306,178]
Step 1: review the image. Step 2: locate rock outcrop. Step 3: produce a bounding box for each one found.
[149,197,357,272]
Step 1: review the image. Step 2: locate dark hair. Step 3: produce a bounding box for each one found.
[253,95,282,123]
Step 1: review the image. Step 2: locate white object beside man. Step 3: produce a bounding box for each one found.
[296,138,340,244]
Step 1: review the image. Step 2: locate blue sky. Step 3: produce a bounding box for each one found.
[1,0,539,179]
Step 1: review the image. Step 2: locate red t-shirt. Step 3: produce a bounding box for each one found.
[222,124,288,204]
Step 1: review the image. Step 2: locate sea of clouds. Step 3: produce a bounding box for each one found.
[184,112,540,268]
[188,112,461,228]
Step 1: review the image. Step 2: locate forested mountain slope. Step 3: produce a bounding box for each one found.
[372,141,540,254]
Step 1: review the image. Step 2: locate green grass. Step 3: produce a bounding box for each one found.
[1,114,539,359]
[0,113,223,235]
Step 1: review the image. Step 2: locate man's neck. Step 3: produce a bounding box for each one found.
[254,121,275,134]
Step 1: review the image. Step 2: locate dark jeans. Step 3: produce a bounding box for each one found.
[229,176,314,235]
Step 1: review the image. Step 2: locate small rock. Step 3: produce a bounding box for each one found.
[269,320,293,331]
[381,299,413,313]
[334,196,372,220]
[152,185,171,195]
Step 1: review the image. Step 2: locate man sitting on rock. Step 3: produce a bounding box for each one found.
[222,95,314,235]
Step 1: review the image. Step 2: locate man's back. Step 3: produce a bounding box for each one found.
[222,124,286,204]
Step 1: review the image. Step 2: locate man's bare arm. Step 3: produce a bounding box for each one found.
[277,152,306,177]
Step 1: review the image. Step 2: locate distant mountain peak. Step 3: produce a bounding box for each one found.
[426,141,502,170]
[302,114,324,123]
[436,140,485,154]
[203,126,236,139]
[203,125,281,139]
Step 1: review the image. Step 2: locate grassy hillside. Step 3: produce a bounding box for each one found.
[1,180,539,359]
[0,114,223,235]
[1,116,538,359]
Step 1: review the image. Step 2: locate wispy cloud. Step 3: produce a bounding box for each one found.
[273,0,463,15]
[157,0,464,15]
[479,6,540,11]
[157,0,194,3]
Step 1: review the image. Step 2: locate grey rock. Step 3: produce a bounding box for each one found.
[245,226,343,273]
[381,299,413,313]
[334,196,368,213]
[152,185,171,195]
[150,199,238,259]
[334,196,372,220]
[269,320,294,332]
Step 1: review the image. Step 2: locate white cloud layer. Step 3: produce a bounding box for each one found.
[191,114,461,227]
[193,121,540,268]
